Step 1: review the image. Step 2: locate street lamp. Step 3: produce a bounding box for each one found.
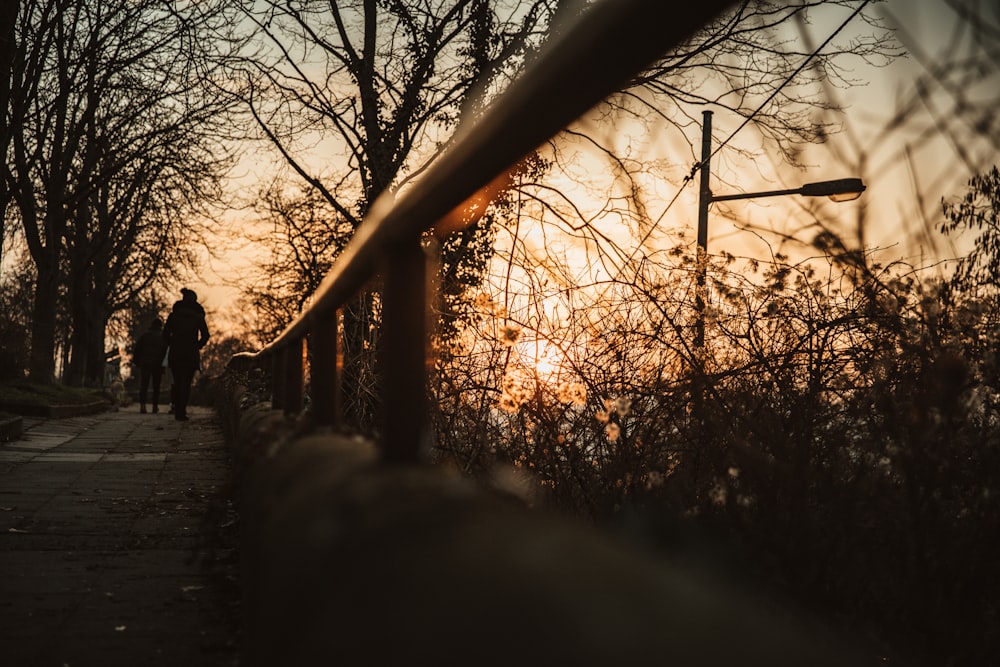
[694,109,866,348]
[707,177,867,206]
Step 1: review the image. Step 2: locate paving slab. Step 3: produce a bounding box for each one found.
[0,405,240,666]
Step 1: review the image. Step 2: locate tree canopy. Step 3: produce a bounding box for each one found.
[4,0,241,383]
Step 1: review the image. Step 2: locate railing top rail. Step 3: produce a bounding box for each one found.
[250,0,735,358]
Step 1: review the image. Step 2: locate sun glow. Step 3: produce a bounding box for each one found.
[521,338,565,381]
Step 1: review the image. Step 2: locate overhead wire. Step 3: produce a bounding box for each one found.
[621,0,874,273]
[705,0,874,174]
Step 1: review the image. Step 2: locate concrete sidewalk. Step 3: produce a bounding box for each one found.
[0,405,240,666]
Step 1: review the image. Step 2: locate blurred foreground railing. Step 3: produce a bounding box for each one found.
[229,0,735,463]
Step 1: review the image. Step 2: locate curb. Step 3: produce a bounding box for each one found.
[0,414,23,441]
[0,400,110,419]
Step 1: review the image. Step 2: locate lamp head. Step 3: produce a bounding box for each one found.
[798,178,866,202]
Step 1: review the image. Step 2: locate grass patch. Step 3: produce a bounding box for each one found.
[0,379,110,408]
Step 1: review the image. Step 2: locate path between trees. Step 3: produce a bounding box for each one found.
[0,405,240,666]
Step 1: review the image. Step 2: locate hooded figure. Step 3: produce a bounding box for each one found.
[162,288,210,421]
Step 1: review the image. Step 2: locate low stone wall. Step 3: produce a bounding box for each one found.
[219,377,873,666]
[0,399,109,419]
[0,413,22,441]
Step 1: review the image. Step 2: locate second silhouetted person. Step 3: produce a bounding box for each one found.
[133,317,168,414]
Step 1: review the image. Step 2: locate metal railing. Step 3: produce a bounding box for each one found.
[231,0,735,464]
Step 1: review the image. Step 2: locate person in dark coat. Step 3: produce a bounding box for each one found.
[162,288,210,421]
[132,317,168,414]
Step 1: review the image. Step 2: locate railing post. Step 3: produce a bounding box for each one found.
[380,239,427,464]
[309,308,340,427]
[271,349,286,411]
[283,337,305,415]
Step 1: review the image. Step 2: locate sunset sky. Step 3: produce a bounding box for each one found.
[191,0,997,333]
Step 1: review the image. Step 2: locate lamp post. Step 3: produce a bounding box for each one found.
[694,109,866,349]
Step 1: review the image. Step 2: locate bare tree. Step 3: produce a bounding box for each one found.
[941,165,1000,291]
[236,181,354,346]
[231,0,559,432]
[62,51,239,386]
[5,0,240,383]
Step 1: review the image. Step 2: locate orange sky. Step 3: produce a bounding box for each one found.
[188,0,996,338]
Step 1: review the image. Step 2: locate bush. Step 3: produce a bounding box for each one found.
[429,243,1000,666]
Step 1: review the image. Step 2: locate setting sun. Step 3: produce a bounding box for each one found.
[520,338,565,380]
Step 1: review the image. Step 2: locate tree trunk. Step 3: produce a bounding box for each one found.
[0,0,18,276]
[66,288,113,388]
[85,310,109,387]
[28,264,59,383]
[64,302,89,387]
[65,273,89,386]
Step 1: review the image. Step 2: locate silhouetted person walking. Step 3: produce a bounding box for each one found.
[162,288,210,421]
[132,317,168,414]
